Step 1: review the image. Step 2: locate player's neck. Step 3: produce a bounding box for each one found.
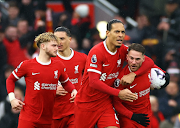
[106,40,117,53]
[38,52,51,63]
[59,48,72,57]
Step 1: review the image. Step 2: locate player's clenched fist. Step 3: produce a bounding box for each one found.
[118,89,138,102]
[120,72,136,85]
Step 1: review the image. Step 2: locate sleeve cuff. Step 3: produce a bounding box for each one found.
[8,92,16,102]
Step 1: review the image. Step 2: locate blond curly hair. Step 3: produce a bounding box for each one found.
[35,32,60,48]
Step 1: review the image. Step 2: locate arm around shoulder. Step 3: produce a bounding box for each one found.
[89,72,120,96]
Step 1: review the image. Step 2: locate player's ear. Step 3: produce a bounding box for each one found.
[126,54,129,61]
[142,55,145,62]
[126,54,129,60]
[106,30,110,37]
[41,43,46,50]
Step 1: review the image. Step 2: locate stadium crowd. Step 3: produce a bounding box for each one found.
[0,0,180,128]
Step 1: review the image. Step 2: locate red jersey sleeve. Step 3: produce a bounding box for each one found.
[113,96,133,119]
[6,74,18,94]
[12,61,27,79]
[61,80,75,93]
[86,47,104,75]
[6,61,27,94]
[152,64,166,73]
[89,72,120,96]
[59,61,75,92]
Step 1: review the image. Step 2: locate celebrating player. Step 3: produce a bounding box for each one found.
[6,32,77,128]
[52,27,87,128]
[74,19,155,128]
[113,43,170,128]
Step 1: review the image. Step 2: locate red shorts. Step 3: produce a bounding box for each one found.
[75,106,119,128]
[118,115,152,128]
[51,114,75,128]
[18,119,51,128]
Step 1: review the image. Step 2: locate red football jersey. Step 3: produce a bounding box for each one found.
[52,49,87,119]
[114,65,152,117]
[75,41,128,111]
[12,57,69,124]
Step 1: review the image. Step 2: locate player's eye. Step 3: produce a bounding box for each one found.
[59,37,64,40]
[136,58,141,61]
[130,57,134,60]
[52,44,57,47]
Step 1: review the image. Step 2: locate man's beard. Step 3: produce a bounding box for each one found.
[46,51,57,57]
[116,45,121,48]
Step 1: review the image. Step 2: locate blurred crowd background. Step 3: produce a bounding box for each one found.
[0,0,180,128]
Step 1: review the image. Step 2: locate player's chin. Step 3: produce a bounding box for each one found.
[51,53,57,57]
[130,66,138,72]
[116,44,122,48]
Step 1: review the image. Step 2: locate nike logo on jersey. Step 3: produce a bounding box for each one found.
[130,84,137,89]
[103,64,110,67]
[32,72,40,75]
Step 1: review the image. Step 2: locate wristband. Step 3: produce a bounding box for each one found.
[8,92,16,102]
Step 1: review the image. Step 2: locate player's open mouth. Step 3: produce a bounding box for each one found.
[117,40,123,43]
[131,65,136,68]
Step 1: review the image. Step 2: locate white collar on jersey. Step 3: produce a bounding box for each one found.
[103,40,117,55]
[57,48,74,60]
[36,57,51,65]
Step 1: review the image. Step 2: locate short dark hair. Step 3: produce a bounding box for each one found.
[128,43,145,55]
[107,19,123,31]
[54,26,71,37]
